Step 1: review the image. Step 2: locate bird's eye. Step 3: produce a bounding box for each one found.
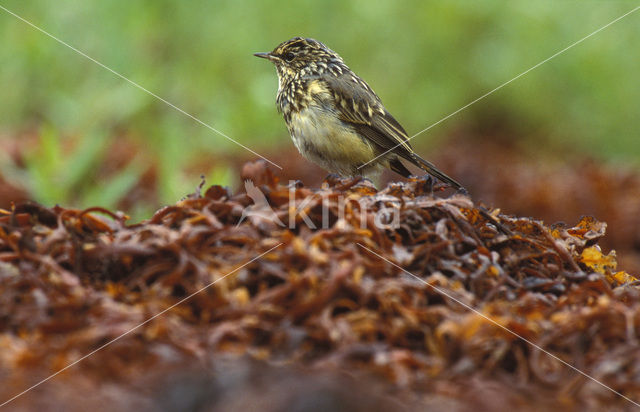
[283,52,295,61]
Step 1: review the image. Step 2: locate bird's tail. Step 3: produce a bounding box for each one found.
[411,153,466,193]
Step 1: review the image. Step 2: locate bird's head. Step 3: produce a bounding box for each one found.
[254,37,344,81]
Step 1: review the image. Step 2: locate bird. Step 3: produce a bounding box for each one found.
[254,37,465,192]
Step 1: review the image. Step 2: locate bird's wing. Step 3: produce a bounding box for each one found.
[315,73,465,191]
[317,73,416,162]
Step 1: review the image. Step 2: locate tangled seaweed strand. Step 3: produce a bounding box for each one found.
[0,160,639,411]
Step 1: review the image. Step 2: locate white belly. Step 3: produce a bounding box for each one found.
[287,106,383,178]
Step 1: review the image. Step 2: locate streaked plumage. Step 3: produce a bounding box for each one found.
[255,37,465,191]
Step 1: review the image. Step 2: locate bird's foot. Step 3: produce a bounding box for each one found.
[355,176,377,190]
[359,176,374,185]
[322,173,342,187]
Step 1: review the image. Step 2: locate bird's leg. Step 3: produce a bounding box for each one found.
[425,175,435,197]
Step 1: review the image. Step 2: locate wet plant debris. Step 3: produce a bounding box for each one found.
[1,160,639,411]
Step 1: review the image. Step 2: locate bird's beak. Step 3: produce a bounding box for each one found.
[254,52,275,61]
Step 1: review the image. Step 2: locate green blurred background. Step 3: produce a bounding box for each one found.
[0,1,639,220]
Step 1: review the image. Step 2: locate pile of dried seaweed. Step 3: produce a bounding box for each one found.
[1,161,639,411]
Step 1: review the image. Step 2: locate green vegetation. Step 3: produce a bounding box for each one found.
[0,1,638,218]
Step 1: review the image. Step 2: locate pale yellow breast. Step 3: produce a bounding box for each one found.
[288,105,379,176]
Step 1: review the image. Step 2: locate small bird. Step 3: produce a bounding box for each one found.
[255,37,465,192]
